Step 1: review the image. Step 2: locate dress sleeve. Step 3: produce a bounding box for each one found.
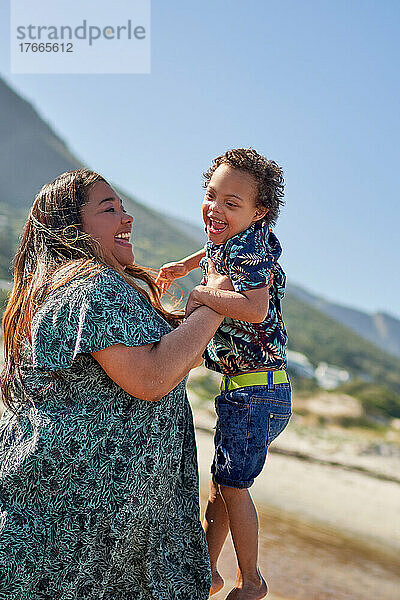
[31,268,169,371]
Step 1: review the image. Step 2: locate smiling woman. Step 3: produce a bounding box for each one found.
[0,168,225,599]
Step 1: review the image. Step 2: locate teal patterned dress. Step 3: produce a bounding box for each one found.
[0,267,211,600]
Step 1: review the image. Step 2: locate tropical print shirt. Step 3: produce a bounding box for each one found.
[200,220,288,375]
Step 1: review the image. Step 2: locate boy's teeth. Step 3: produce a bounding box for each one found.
[210,219,226,231]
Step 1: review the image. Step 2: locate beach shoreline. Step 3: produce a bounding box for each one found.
[194,414,400,600]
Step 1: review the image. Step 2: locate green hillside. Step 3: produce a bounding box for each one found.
[284,292,400,417]
[0,203,27,279]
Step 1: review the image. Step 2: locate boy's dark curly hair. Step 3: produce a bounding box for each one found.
[203,147,285,226]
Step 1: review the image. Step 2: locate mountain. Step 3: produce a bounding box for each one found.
[283,292,400,395]
[0,77,200,293]
[0,78,82,209]
[160,212,207,246]
[0,75,399,415]
[288,283,400,358]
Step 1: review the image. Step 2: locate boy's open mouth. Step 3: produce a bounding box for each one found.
[208,218,227,235]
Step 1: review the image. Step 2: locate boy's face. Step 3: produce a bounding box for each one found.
[202,164,267,245]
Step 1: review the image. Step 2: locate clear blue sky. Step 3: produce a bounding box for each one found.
[1,1,399,317]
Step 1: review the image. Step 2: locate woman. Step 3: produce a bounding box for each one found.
[0,169,225,599]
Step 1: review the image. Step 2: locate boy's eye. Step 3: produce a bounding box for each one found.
[226,202,237,208]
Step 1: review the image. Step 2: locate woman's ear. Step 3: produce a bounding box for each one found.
[252,205,268,222]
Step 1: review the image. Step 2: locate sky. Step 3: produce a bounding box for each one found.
[1,0,399,317]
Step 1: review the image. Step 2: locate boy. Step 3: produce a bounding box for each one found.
[156,148,291,600]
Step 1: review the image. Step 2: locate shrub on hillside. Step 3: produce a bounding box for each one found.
[337,379,400,419]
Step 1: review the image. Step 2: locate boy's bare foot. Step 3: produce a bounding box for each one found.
[210,570,224,596]
[224,576,268,600]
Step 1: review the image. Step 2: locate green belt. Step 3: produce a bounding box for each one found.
[220,369,288,392]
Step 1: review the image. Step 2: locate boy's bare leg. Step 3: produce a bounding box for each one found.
[219,485,268,600]
[203,477,230,595]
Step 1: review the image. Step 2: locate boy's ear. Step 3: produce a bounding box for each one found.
[252,205,268,222]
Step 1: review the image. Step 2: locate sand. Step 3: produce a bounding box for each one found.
[194,413,400,600]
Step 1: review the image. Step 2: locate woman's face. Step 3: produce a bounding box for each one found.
[81,181,134,269]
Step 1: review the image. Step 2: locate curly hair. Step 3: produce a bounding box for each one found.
[203,147,285,226]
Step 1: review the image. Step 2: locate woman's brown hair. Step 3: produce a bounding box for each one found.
[1,168,182,411]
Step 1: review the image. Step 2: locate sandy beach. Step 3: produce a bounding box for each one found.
[193,408,400,600]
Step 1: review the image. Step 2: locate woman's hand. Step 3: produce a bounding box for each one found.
[185,286,205,318]
[185,261,233,318]
[206,259,234,291]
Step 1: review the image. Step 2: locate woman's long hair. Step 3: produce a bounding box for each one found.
[1,168,182,411]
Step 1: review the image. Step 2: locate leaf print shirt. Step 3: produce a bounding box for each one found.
[199,220,288,375]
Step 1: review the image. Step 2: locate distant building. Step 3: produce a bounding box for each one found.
[287,351,351,390]
[0,279,12,291]
[314,362,351,390]
[287,350,315,379]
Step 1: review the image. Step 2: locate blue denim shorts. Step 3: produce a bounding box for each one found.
[211,373,292,489]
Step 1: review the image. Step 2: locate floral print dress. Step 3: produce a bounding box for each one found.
[0,267,211,600]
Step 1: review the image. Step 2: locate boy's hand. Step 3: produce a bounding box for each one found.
[155,262,189,293]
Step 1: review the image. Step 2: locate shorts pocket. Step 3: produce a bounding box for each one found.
[222,389,251,407]
[216,395,250,440]
[267,412,291,445]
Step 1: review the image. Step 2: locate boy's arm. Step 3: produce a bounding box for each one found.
[180,248,206,271]
[155,248,206,292]
[186,285,270,323]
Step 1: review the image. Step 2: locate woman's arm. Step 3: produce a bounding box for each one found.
[91,306,223,402]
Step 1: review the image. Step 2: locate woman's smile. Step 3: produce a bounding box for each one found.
[114,230,132,247]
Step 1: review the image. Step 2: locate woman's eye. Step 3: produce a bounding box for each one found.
[226,202,237,208]
[105,207,115,212]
